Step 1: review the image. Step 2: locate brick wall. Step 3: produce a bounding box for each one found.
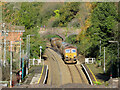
[0,32,23,52]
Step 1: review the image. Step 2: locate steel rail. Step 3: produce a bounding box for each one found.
[47,48,62,86]
[74,65,85,83]
[67,65,74,83]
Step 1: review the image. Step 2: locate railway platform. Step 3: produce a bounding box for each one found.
[29,65,48,84]
[82,64,119,88]
[82,64,97,85]
[13,64,48,88]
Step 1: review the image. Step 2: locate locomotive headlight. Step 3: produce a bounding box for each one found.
[74,55,76,57]
[66,55,68,58]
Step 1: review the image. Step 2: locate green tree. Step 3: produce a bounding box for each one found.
[86,2,118,76]
[88,2,118,55]
[22,27,46,59]
[58,2,80,27]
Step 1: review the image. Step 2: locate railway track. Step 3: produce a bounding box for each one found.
[67,65,74,83]
[46,48,62,86]
[67,64,87,84]
[74,65,85,83]
[46,47,88,86]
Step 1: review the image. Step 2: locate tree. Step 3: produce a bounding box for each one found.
[57,2,80,27]
[86,2,118,75]
[22,27,46,59]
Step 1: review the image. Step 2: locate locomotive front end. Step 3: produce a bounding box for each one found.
[64,47,77,64]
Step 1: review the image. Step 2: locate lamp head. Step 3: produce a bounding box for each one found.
[40,46,42,49]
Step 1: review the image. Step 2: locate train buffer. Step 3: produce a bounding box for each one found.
[24,65,48,85]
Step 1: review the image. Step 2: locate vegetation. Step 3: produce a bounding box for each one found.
[2,2,119,78]
[66,2,119,77]
[22,27,46,58]
[93,81,102,85]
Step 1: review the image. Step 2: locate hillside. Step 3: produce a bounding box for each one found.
[2,2,119,78]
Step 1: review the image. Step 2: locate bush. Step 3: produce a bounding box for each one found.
[93,81,102,85]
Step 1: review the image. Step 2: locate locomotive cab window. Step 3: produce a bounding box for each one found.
[71,49,76,53]
[65,49,70,53]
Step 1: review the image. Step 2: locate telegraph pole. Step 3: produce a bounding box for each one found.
[104,47,105,73]
[109,41,119,78]
[4,31,6,67]
[2,23,6,67]
[100,40,101,66]
[29,35,30,58]
[117,42,119,77]
[28,35,30,71]
[10,41,12,88]
[26,35,29,75]
[27,35,34,69]
[20,38,21,69]
[26,35,29,56]
[0,41,2,81]
[0,4,2,81]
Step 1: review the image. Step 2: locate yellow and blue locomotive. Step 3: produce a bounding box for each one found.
[50,38,77,64]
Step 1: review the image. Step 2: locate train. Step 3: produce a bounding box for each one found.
[50,37,77,64]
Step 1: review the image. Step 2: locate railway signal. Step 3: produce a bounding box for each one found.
[19,70,22,83]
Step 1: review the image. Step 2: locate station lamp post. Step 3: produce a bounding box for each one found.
[109,41,119,78]
[39,46,42,64]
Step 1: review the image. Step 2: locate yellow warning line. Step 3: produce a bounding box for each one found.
[37,65,44,84]
[86,65,97,82]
